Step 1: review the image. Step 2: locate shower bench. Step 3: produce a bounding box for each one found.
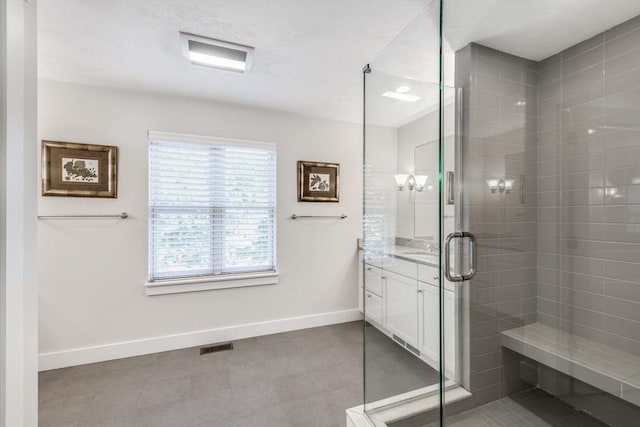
[502,322,640,406]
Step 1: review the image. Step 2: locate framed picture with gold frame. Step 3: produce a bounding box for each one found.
[41,140,118,198]
[297,160,339,202]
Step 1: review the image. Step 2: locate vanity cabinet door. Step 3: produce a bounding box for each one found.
[419,282,439,364]
[418,283,456,376]
[364,264,383,296]
[384,271,418,347]
[365,291,383,325]
[358,251,364,313]
[443,288,456,377]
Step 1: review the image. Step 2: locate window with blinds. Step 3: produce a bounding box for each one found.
[148,133,277,282]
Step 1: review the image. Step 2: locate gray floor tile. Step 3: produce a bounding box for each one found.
[90,381,143,421]
[324,384,364,426]
[40,322,619,427]
[39,394,95,427]
[280,394,339,427]
[188,368,231,398]
[421,388,610,427]
[229,380,281,416]
[197,405,292,427]
[228,360,273,388]
[273,371,325,402]
[138,375,191,408]
[309,359,363,393]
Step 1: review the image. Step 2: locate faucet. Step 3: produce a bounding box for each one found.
[425,243,439,255]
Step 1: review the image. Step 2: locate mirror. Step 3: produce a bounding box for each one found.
[414,139,439,240]
[394,95,456,243]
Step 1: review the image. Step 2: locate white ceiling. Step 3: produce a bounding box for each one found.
[39,0,640,127]
[38,0,429,125]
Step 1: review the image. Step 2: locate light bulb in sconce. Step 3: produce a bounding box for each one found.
[394,174,410,191]
[413,175,428,192]
[504,179,514,193]
[486,179,499,193]
[406,175,416,191]
[487,178,514,194]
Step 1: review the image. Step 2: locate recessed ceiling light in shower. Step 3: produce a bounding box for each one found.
[180,32,254,73]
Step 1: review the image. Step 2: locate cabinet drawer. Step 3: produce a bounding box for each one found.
[364,264,383,296]
[363,256,383,268]
[383,256,417,279]
[418,264,455,291]
[418,264,439,285]
[365,291,383,325]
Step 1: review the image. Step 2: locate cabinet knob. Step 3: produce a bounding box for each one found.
[433,275,439,280]
[367,294,372,298]
[417,289,423,294]
[366,267,372,271]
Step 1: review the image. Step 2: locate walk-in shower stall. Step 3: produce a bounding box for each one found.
[360,1,640,426]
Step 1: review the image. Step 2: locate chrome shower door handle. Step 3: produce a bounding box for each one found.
[444,231,477,282]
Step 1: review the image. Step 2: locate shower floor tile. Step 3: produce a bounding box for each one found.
[430,388,610,427]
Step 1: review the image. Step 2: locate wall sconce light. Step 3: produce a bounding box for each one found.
[394,174,429,192]
[394,174,410,191]
[414,175,428,192]
[487,178,514,194]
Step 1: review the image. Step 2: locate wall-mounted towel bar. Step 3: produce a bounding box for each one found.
[290,214,347,220]
[38,212,129,220]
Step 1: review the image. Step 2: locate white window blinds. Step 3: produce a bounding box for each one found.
[148,133,277,282]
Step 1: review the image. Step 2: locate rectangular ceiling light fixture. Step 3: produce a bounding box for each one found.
[382,91,421,102]
[180,32,254,73]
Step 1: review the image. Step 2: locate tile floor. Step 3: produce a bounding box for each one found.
[39,321,609,427]
[364,323,439,402]
[40,321,370,427]
[425,388,609,427]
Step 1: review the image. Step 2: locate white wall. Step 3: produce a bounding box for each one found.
[37,80,374,369]
[2,0,38,425]
[363,124,397,250]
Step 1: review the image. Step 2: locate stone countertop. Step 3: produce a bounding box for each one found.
[359,242,439,267]
[385,245,439,267]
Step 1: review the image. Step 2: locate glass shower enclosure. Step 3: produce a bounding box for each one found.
[361,1,640,426]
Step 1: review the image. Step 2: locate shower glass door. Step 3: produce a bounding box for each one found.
[361,1,471,425]
[365,0,640,425]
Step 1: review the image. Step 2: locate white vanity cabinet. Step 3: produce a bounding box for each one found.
[363,263,384,326]
[417,263,456,376]
[418,281,439,363]
[364,264,383,297]
[361,254,456,378]
[418,281,456,376]
[365,291,384,326]
[384,271,419,348]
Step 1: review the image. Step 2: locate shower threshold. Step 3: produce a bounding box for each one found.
[347,382,471,427]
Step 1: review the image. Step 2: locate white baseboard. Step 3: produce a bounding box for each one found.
[39,308,363,371]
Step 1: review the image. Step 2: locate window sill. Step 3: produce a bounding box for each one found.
[145,271,279,296]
